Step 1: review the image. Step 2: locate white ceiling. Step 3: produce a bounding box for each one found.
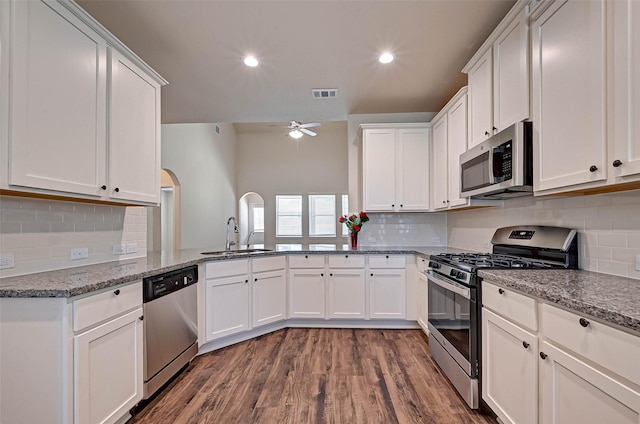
[78,0,515,125]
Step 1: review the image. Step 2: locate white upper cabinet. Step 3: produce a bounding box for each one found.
[430,115,449,210]
[8,0,107,197]
[464,3,530,149]
[1,0,167,205]
[362,124,430,212]
[531,0,607,193]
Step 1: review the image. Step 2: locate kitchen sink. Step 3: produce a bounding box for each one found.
[201,248,271,256]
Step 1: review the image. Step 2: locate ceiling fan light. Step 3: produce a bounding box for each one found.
[289,129,303,139]
[379,52,394,64]
[244,56,259,67]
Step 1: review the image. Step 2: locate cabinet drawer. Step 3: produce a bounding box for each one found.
[417,256,429,272]
[205,259,249,278]
[369,255,406,269]
[252,256,286,273]
[482,281,537,332]
[328,254,365,268]
[289,255,325,269]
[541,303,640,387]
[73,281,142,332]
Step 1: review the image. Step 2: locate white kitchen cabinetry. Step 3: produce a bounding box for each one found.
[327,254,366,319]
[482,308,538,424]
[205,260,250,340]
[368,255,406,319]
[464,3,529,148]
[417,270,429,333]
[430,87,474,211]
[361,124,430,212]
[0,281,142,424]
[1,0,166,205]
[289,255,327,319]
[251,257,286,328]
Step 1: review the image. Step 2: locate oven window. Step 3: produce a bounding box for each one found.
[428,280,472,362]
[461,151,490,192]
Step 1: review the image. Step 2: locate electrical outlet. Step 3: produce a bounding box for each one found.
[0,253,15,270]
[70,247,89,261]
[636,255,640,271]
[112,244,126,255]
[126,243,138,254]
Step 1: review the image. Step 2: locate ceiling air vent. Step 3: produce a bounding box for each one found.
[312,88,338,99]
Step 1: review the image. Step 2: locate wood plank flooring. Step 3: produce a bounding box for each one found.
[131,329,495,424]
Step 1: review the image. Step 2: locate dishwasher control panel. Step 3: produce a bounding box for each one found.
[143,265,198,302]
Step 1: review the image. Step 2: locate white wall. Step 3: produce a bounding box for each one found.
[161,123,237,250]
[235,122,348,247]
[447,190,640,279]
[0,196,146,277]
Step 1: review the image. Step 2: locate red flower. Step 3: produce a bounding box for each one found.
[339,216,345,223]
[350,215,357,221]
[352,224,360,232]
[359,211,368,220]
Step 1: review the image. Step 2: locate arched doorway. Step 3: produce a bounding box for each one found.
[149,169,182,251]
[239,192,264,247]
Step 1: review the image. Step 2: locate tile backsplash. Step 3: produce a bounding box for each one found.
[361,212,448,247]
[0,196,147,277]
[447,190,640,279]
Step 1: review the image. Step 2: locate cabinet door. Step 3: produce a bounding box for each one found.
[288,270,326,318]
[75,308,143,424]
[532,0,607,192]
[417,271,429,333]
[430,115,449,210]
[252,270,286,327]
[363,129,396,211]
[468,49,493,148]
[368,269,406,319]
[493,7,530,132]
[328,270,365,319]
[482,309,538,424]
[205,276,249,340]
[397,128,429,211]
[539,341,640,424]
[9,0,107,196]
[446,93,469,208]
[611,0,640,180]
[108,49,161,204]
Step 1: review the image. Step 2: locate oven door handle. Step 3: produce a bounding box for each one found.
[426,271,471,300]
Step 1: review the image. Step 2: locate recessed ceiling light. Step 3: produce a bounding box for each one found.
[289,129,303,139]
[379,52,394,64]
[244,56,259,67]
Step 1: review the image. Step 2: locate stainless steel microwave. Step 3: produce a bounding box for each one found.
[459,122,533,199]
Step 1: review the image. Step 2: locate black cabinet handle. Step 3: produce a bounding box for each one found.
[443,200,446,204]
[113,289,120,296]
[371,273,374,277]
[579,318,590,328]
[391,204,395,207]
[345,255,349,258]
[254,278,258,282]
[321,273,324,277]
[498,288,505,295]
[100,185,107,190]
[114,187,120,192]
[305,255,308,258]
[540,352,547,360]
[386,255,389,259]
[245,279,248,283]
[589,165,598,172]
[613,160,622,168]
[139,316,144,321]
[400,204,403,208]
[485,131,490,136]
[493,126,497,132]
[522,341,529,349]
[330,273,333,277]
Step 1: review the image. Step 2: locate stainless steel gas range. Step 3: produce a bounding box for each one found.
[424,225,578,409]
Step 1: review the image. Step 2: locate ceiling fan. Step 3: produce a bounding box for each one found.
[286,121,321,139]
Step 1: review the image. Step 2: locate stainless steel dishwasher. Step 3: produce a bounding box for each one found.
[142,265,198,399]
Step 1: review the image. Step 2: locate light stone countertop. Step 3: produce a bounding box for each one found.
[478,269,640,334]
[0,246,463,298]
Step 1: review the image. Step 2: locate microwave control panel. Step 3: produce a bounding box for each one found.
[493,141,512,182]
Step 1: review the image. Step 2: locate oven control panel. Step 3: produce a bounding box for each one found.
[509,230,535,240]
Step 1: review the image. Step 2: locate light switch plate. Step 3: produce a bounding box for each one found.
[126,243,138,254]
[70,247,88,261]
[112,244,126,255]
[0,253,15,270]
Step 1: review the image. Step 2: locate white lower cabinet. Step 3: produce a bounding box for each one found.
[252,269,286,327]
[328,270,366,319]
[417,271,429,333]
[368,269,406,319]
[206,275,250,340]
[74,308,143,424]
[288,269,326,318]
[482,308,538,424]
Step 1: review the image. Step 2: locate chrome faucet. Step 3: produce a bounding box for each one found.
[225,216,239,251]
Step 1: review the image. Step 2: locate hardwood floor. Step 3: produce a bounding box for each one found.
[131,329,495,424]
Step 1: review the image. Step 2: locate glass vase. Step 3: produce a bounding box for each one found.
[350,231,358,249]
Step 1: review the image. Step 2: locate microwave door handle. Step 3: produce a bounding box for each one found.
[426,271,471,300]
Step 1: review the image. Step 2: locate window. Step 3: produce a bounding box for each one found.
[276,195,302,237]
[250,204,264,232]
[341,194,349,236]
[309,195,336,237]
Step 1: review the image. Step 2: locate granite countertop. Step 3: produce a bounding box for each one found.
[479,269,640,334]
[0,246,464,298]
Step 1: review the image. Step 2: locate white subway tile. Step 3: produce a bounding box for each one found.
[597,232,627,248]
[629,233,640,248]
[21,222,51,233]
[3,208,36,222]
[612,248,638,263]
[0,222,21,233]
[584,245,612,260]
[597,260,628,277]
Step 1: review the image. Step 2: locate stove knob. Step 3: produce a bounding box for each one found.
[429,261,439,269]
[457,271,465,279]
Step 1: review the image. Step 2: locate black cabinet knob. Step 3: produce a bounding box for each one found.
[579,318,590,328]
[443,201,446,204]
[114,187,120,192]
[589,165,598,172]
[305,255,308,258]
[139,316,144,321]
[345,255,349,258]
[113,289,120,296]
[498,288,505,295]
[391,204,395,207]
[386,255,389,259]
[321,273,324,277]
[522,341,530,349]
[493,126,497,132]
[613,160,622,168]
[485,131,490,136]
[245,279,248,283]
[100,185,107,190]
[330,273,333,277]
[400,204,403,208]
[540,352,548,360]
[371,273,374,277]
[254,278,258,282]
